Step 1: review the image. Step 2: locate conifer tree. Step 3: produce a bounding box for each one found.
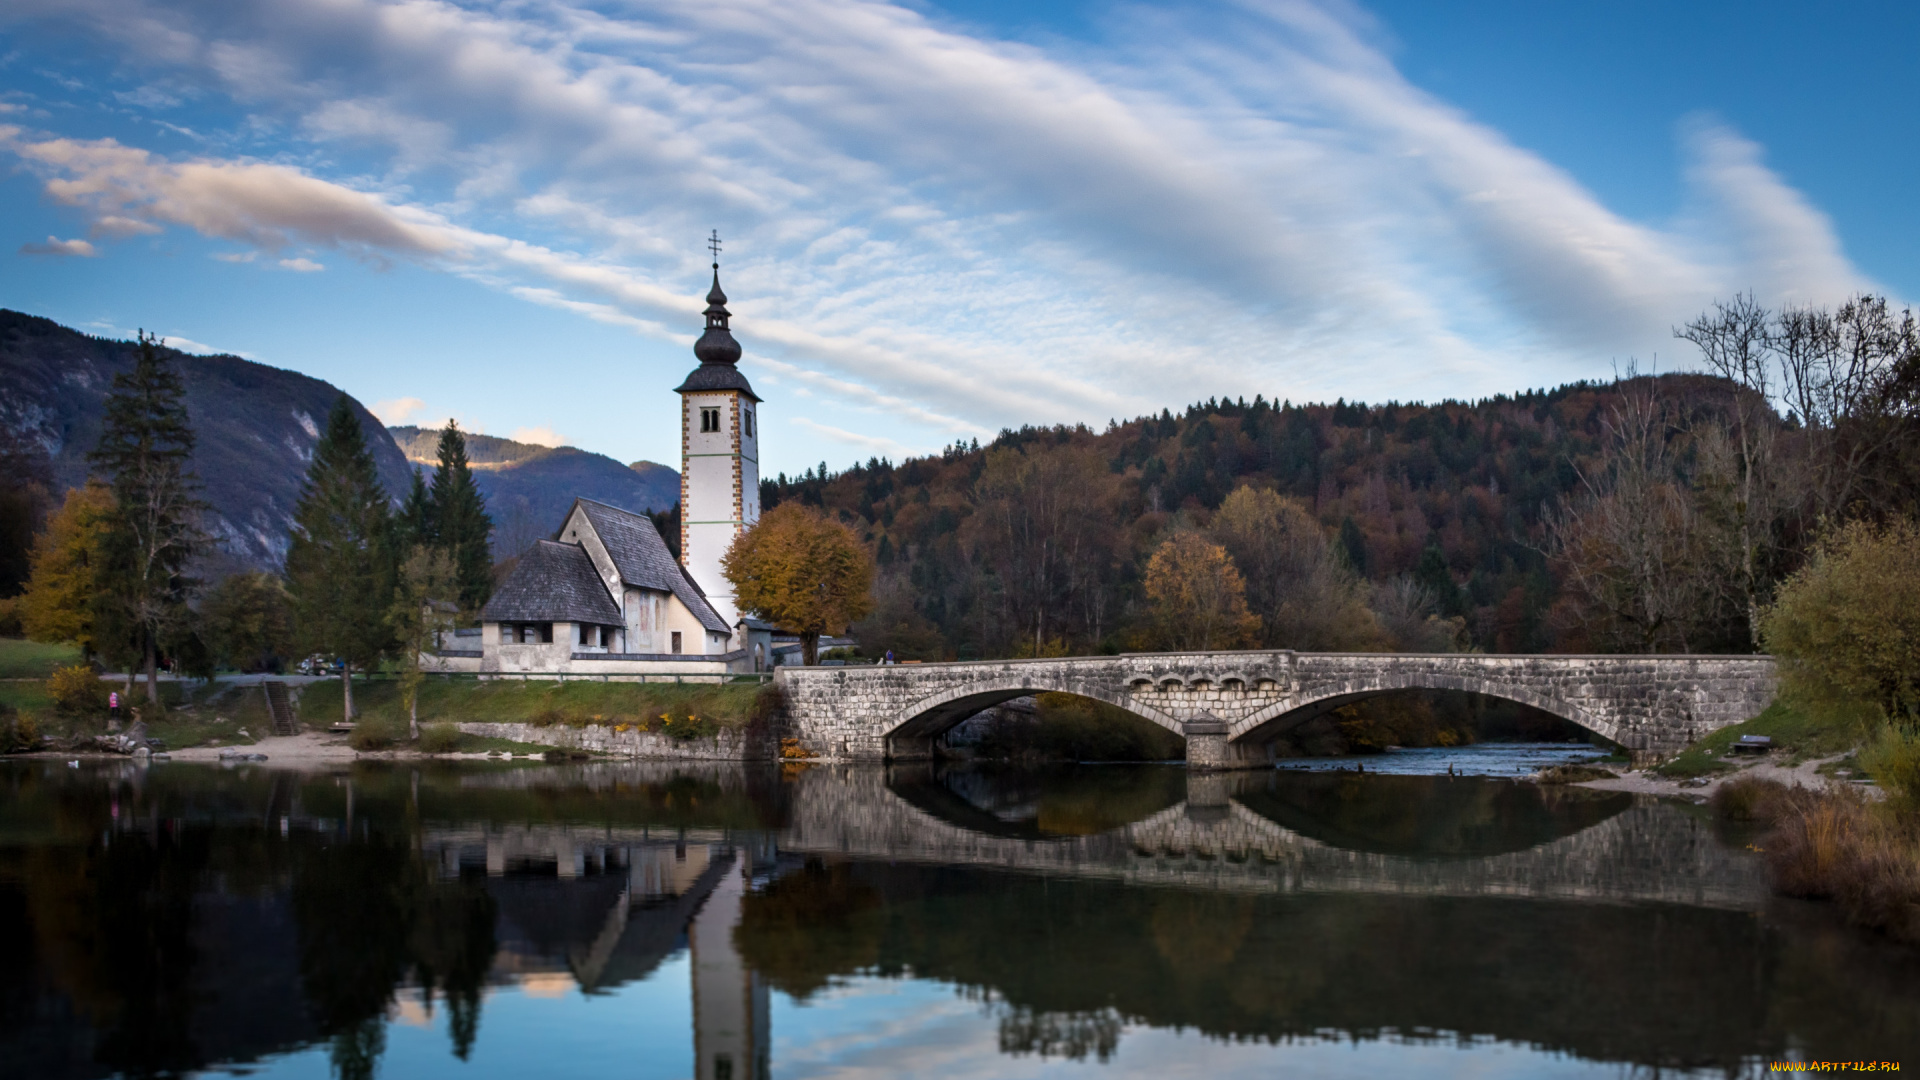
[89,332,206,703]
[398,466,434,552]
[286,396,395,724]
[428,421,493,616]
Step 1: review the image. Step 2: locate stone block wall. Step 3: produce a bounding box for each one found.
[456,721,764,761]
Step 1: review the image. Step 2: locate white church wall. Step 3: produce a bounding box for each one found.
[680,390,747,628]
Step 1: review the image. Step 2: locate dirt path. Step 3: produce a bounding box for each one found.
[1576,754,1863,798]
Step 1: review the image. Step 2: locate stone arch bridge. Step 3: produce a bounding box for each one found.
[775,651,1777,767]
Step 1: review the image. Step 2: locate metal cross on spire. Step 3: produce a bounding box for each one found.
[707,229,722,267]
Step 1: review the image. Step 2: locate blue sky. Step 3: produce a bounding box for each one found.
[2,0,1913,475]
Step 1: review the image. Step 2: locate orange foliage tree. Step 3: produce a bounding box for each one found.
[1141,533,1261,651]
[20,481,115,657]
[723,503,874,664]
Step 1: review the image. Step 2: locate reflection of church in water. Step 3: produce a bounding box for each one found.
[449,828,771,1080]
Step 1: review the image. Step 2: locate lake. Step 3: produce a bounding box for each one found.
[2,749,1916,1079]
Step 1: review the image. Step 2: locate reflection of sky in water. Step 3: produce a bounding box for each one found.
[766,978,1725,1079]
[204,967,1746,1080]
[1274,741,1608,777]
[198,957,696,1079]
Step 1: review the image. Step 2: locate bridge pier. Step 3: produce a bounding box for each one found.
[885,735,935,762]
[1183,717,1231,770]
[1184,772,1231,823]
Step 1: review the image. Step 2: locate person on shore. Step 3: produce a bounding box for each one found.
[884,649,895,665]
[109,690,119,725]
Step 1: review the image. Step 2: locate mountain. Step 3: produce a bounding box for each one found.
[386,426,680,557]
[0,309,413,571]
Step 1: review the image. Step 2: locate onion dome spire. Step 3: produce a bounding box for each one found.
[693,260,741,366]
[675,231,759,400]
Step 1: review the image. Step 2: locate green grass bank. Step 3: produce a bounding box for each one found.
[0,639,82,680]
[298,677,771,735]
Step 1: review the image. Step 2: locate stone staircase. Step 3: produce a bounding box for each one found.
[263,681,298,736]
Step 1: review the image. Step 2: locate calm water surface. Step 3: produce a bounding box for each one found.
[2,749,1917,1080]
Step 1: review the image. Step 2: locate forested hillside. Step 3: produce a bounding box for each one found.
[764,294,1920,666]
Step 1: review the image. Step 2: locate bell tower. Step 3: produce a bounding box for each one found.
[674,233,760,636]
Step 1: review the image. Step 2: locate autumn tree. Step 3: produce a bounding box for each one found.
[1762,517,1920,723]
[89,332,207,701]
[428,422,494,616]
[286,396,395,723]
[963,443,1118,654]
[199,571,293,672]
[1208,485,1380,650]
[388,546,457,739]
[1140,532,1260,651]
[1547,379,1732,652]
[723,503,874,664]
[20,482,115,656]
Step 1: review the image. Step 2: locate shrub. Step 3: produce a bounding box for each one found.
[1763,785,1867,899]
[47,664,109,714]
[1859,725,1920,811]
[418,722,462,754]
[661,713,719,741]
[1,705,39,753]
[348,718,397,751]
[1709,776,1789,821]
[531,707,565,728]
[0,596,21,637]
[1762,517,1920,722]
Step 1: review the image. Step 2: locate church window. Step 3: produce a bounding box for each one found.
[671,631,683,654]
[700,407,720,433]
[743,406,754,437]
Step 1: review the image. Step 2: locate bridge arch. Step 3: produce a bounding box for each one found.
[1229,673,1621,747]
[884,677,1188,742]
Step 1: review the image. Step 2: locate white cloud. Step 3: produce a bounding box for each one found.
[509,424,565,447]
[790,416,913,458]
[19,234,95,256]
[278,256,324,271]
[0,0,1887,439]
[370,396,428,425]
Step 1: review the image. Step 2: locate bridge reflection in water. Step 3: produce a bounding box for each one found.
[6,759,1919,1079]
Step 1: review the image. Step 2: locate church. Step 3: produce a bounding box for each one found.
[429,255,776,678]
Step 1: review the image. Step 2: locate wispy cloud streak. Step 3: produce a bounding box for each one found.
[0,0,1883,447]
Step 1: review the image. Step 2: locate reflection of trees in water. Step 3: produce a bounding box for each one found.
[997,1005,1122,1062]
[728,861,1920,1070]
[732,858,882,999]
[1231,772,1631,858]
[887,764,1187,840]
[291,834,497,1076]
[19,822,206,1075]
[1150,892,1254,976]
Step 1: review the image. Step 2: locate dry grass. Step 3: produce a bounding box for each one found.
[1718,776,1920,943]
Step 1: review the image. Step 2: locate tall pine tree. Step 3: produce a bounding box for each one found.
[428,421,493,616]
[89,332,206,703]
[397,466,433,552]
[286,396,395,723]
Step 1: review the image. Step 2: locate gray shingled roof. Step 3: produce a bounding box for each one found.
[673,363,760,401]
[482,540,622,625]
[567,498,733,634]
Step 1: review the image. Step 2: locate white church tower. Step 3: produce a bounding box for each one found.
[675,236,760,638]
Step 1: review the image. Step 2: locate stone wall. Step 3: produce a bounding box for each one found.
[777,651,1779,762]
[455,721,763,761]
